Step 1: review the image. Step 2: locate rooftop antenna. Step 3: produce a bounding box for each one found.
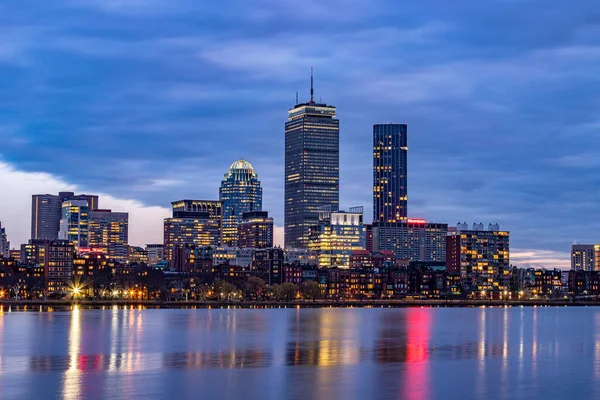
[296,91,299,105]
[310,66,314,102]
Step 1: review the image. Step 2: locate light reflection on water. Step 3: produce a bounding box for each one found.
[0,307,597,399]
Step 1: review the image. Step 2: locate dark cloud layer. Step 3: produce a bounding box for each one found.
[1,0,599,266]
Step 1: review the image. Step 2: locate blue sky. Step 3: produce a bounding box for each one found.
[1,0,599,267]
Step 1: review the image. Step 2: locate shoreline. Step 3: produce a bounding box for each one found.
[0,299,599,309]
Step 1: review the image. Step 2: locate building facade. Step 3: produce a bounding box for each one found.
[164,200,222,263]
[571,244,599,271]
[0,222,9,258]
[373,219,447,262]
[238,211,274,249]
[308,206,366,269]
[32,192,98,240]
[373,123,408,224]
[446,223,510,292]
[285,77,339,249]
[59,200,89,249]
[219,160,263,246]
[88,210,129,260]
[146,244,164,265]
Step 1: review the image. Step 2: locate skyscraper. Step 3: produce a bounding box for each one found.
[285,71,339,248]
[88,209,129,260]
[59,200,89,249]
[0,222,9,258]
[373,123,407,223]
[219,160,263,246]
[32,192,98,240]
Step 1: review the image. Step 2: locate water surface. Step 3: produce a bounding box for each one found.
[0,306,598,399]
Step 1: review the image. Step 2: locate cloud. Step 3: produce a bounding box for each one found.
[0,160,169,248]
[511,249,570,270]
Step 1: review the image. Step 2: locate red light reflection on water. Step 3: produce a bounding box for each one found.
[403,308,431,400]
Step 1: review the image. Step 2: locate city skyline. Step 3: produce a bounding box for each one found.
[0,1,597,269]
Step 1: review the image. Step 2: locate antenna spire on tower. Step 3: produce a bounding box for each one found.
[310,66,314,102]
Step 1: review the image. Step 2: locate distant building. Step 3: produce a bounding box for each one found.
[128,246,148,265]
[9,249,20,262]
[88,210,129,260]
[252,248,284,285]
[284,248,318,266]
[164,200,222,263]
[365,224,373,252]
[31,192,98,240]
[285,73,339,249]
[373,123,408,224]
[238,211,274,249]
[59,200,89,249]
[571,244,599,271]
[0,222,9,258]
[308,206,366,269]
[219,160,263,246]
[373,219,447,262]
[146,244,164,265]
[446,223,510,292]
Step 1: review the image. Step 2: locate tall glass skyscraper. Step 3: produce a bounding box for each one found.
[373,123,408,223]
[219,160,263,246]
[59,200,89,249]
[285,75,339,249]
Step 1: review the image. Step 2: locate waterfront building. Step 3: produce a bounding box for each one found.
[31,192,98,240]
[373,123,408,224]
[446,223,510,292]
[372,219,447,262]
[238,211,274,249]
[59,200,89,249]
[146,244,164,265]
[20,239,76,293]
[88,210,129,260]
[164,200,222,263]
[0,222,9,258]
[285,72,339,248]
[308,206,366,269]
[571,244,600,271]
[219,160,263,246]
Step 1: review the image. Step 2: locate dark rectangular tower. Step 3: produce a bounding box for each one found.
[373,123,407,223]
[285,73,339,249]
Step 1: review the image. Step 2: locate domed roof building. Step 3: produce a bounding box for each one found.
[219,159,263,246]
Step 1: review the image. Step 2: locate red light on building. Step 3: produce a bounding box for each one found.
[407,218,426,224]
[78,247,107,254]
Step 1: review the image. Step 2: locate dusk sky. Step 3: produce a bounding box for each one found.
[1,0,599,268]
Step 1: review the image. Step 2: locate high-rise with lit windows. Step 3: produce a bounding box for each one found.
[59,200,89,249]
[219,160,263,246]
[31,192,98,240]
[238,211,274,249]
[164,200,222,263]
[446,223,510,292]
[373,123,407,223]
[571,244,600,271]
[285,72,339,249]
[308,206,366,269]
[0,222,9,258]
[88,210,129,260]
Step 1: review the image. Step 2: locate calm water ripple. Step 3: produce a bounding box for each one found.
[0,306,598,399]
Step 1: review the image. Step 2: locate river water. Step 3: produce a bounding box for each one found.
[0,306,598,399]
